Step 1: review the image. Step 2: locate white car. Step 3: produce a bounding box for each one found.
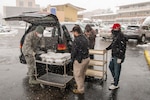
[61,22,86,41]
[99,25,127,39]
[99,25,112,39]
[88,23,100,34]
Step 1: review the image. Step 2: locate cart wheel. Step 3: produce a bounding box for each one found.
[99,79,104,85]
[40,84,45,89]
[59,88,66,94]
[104,75,107,81]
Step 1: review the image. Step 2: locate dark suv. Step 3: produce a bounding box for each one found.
[4,12,73,75]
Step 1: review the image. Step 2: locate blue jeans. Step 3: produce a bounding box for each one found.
[109,57,122,86]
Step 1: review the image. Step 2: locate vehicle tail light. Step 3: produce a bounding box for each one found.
[57,44,67,51]
[20,44,22,49]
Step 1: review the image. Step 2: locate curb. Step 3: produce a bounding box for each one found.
[144,50,150,67]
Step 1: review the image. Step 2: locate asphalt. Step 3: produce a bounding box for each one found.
[0,29,150,100]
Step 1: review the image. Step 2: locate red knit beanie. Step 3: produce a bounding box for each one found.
[112,23,121,29]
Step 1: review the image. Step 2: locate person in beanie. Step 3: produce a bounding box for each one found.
[84,24,96,79]
[105,23,127,90]
[22,25,45,85]
[71,25,90,94]
[84,24,96,59]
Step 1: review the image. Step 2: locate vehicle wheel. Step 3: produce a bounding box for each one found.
[141,35,146,43]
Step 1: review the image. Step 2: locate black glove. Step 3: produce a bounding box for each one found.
[69,59,74,66]
[77,57,82,63]
[40,48,47,53]
[35,54,42,60]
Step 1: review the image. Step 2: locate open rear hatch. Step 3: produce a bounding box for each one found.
[4,12,59,26]
[4,12,69,53]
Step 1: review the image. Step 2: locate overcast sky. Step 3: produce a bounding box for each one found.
[0,0,150,15]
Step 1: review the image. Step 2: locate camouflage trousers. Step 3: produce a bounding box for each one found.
[73,57,90,92]
[24,55,35,77]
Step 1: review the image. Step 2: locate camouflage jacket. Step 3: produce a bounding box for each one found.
[22,31,45,56]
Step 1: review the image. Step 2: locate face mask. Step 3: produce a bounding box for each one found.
[37,34,42,38]
[112,30,119,36]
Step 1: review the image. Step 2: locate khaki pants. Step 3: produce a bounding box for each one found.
[73,57,90,92]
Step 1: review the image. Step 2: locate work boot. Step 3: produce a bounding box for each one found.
[29,76,39,85]
[73,89,84,94]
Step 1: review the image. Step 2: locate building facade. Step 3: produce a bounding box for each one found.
[3,0,40,25]
[3,6,40,17]
[92,1,150,25]
[49,3,85,22]
[42,3,85,22]
[16,0,38,8]
[4,0,40,17]
[116,1,150,25]
[92,13,117,25]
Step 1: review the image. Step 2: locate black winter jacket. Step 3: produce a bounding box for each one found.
[106,32,127,61]
[71,34,89,63]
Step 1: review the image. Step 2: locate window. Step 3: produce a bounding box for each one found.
[43,27,58,37]
[19,1,24,7]
[28,2,32,7]
[127,26,140,30]
[57,7,64,11]
[142,26,148,30]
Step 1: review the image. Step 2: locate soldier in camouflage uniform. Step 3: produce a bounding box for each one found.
[22,25,45,84]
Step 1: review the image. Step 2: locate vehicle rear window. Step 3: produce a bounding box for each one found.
[64,24,75,32]
[43,27,58,37]
[62,23,85,33]
[142,26,148,30]
[127,26,139,30]
[89,24,95,27]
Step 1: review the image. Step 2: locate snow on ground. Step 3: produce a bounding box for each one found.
[137,44,149,47]
[11,26,26,29]
[0,29,18,36]
[136,42,150,50]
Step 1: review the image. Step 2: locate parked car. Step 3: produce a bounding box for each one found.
[123,25,150,43]
[99,25,112,39]
[88,23,100,34]
[4,12,73,75]
[142,16,150,26]
[99,25,128,40]
[61,22,85,31]
[61,22,85,41]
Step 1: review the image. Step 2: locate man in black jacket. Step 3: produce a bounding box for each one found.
[71,25,90,94]
[106,23,127,90]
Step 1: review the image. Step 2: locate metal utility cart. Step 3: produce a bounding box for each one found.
[34,53,73,89]
[86,49,107,82]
